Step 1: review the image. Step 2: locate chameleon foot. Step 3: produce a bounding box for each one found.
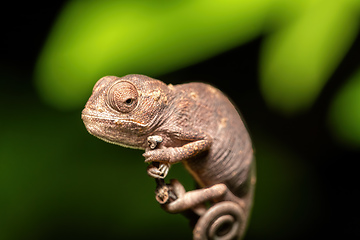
[146,135,171,179]
[154,179,178,204]
[147,162,171,179]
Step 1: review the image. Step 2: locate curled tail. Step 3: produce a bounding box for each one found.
[193,201,245,240]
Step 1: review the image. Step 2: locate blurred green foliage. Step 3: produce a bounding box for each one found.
[34,0,360,146]
[260,0,359,114]
[329,69,360,147]
[35,0,266,110]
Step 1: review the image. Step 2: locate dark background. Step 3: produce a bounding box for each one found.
[1,2,359,240]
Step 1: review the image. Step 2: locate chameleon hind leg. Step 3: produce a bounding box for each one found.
[156,180,246,240]
[161,179,228,214]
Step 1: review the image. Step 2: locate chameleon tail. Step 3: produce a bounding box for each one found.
[193,201,245,240]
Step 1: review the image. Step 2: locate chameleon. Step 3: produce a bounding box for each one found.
[81,74,255,240]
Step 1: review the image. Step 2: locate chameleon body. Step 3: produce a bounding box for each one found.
[82,74,255,239]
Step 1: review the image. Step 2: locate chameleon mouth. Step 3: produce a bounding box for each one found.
[81,111,148,127]
[82,113,119,125]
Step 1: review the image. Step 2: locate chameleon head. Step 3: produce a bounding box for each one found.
[81,74,171,149]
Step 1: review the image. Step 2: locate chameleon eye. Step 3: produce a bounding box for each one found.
[107,81,138,113]
[125,98,133,105]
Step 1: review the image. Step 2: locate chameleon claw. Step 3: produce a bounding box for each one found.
[147,135,163,150]
[158,163,170,177]
[147,162,171,179]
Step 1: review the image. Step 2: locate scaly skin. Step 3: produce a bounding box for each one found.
[82,74,255,240]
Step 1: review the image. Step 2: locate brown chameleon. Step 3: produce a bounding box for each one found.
[82,74,255,240]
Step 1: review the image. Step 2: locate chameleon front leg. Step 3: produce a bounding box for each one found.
[144,131,211,178]
[143,131,212,164]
